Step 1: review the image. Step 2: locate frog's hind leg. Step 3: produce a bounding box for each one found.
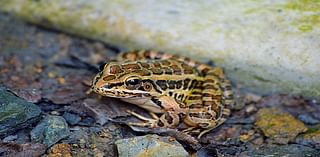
[197,67,233,138]
[197,116,228,138]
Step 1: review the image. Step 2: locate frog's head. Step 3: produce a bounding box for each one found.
[92,61,160,99]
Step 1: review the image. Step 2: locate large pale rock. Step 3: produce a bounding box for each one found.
[0,0,319,99]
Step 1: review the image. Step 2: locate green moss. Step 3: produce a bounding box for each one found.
[285,0,320,12]
[297,15,320,32]
[284,0,320,32]
[243,8,260,14]
[255,108,307,144]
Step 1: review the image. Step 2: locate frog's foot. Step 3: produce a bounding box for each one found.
[126,110,159,128]
[197,128,215,139]
[182,127,215,139]
[196,119,226,138]
[182,127,201,134]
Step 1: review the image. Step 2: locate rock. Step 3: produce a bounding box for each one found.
[296,129,320,149]
[1,0,319,99]
[46,143,72,157]
[196,146,218,157]
[2,135,18,142]
[62,127,116,157]
[255,108,307,144]
[239,130,255,143]
[12,88,42,103]
[0,142,46,157]
[31,115,70,147]
[115,134,189,157]
[240,144,319,157]
[0,87,41,137]
[62,112,81,125]
[298,114,320,125]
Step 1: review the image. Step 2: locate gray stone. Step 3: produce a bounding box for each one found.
[115,134,189,157]
[31,115,70,147]
[0,0,319,99]
[241,144,319,157]
[62,112,81,125]
[0,87,41,137]
[296,129,320,150]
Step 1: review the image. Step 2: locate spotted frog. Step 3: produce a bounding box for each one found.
[91,50,233,138]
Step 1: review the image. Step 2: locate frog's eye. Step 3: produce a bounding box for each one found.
[125,77,142,89]
[98,62,107,71]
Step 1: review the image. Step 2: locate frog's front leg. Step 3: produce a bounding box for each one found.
[127,95,184,128]
[127,110,159,127]
[155,95,186,128]
[127,110,181,128]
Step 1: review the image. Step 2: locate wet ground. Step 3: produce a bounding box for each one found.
[0,13,320,157]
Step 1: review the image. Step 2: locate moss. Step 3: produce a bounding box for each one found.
[284,0,320,32]
[243,0,320,32]
[255,108,307,144]
[285,0,320,12]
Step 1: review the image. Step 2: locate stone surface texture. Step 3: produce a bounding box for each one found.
[31,115,70,147]
[0,87,41,137]
[0,1,319,97]
[115,134,189,157]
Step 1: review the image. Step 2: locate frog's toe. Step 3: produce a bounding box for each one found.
[128,120,158,128]
[126,110,159,128]
[182,127,201,134]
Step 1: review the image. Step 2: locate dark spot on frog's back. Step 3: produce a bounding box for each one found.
[188,95,202,100]
[150,68,163,75]
[163,67,173,74]
[110,65,123,74]
[184,69,194,74]
[151,97,164,108]
[132,69,151,76]
[168,80,176,89]
[139,62,150,68]
[152,62,162,68]
[156,80,168,90]
[122,63,141,70]
[160,60,171,66]
[181,63,194,74]
[103,75,116,81]
[171,65,182,75]
[188,79,198,90]
[176,80,182,89]
[183,79,191,90]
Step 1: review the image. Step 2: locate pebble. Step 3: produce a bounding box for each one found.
[241,144,319,157]
[296,129,320,149]
[115,134,189,157]
[31,115,70,147]
[63,112,81,125]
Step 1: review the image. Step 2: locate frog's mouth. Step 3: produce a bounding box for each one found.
[92,85,152,98]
